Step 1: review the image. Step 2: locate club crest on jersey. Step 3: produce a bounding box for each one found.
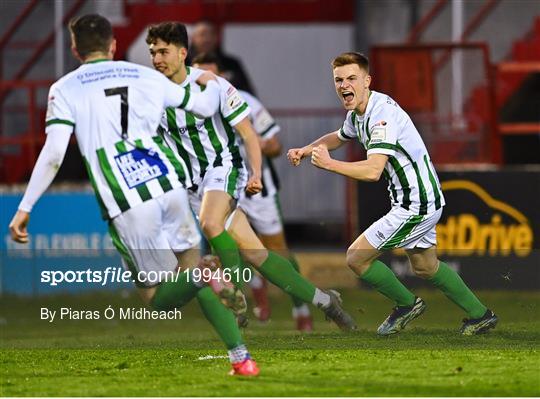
[115,148,168,189]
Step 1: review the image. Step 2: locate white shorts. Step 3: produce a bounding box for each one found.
[364,206,443,250]
[239,193,283,236]
[188,165,248,215]
[109,187,201,287]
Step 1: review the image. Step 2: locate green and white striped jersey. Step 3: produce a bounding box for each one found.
[45,60,218,220]
[338,90,445,215]
[238,90,280,198]
[159,67,250,185]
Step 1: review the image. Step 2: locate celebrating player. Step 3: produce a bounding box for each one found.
[288,52,498,335]
[8,14,260,376]
[146,22,355,331]
[192,52,313,331]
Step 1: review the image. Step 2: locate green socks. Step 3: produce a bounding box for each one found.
[429,262,487,319]
[151,273,244,351]
[151,271,200,310]
[288,255,307,308]
[360,260,416,307]
[209,230,243,288]
[360,259,487,318]
[258,251,317,305]
[197,286,244,350]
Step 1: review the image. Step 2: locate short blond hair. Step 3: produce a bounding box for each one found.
[331,52,369,73]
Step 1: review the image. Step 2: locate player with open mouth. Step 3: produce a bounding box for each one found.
[288,52,498,336]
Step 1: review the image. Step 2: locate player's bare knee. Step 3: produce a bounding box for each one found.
[199,217,224,238]
[346,247,371,275]
[410,260,437,279]
[241,248,268,268]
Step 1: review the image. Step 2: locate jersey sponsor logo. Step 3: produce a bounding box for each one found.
[370,126,387,143]
[114,148,168,189]
[177,121,206,135]
[226,90,243,110]
[76,67,140,85]
[437,180,533,257]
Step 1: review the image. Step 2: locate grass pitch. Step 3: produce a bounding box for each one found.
[1,288,539,396]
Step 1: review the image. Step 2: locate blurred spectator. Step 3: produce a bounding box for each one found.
[187,20,256,94]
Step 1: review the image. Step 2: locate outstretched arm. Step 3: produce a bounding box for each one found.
[163,72,221,118]
[9,128,72,243]
[311,146,388,182]
[287,130,344,166]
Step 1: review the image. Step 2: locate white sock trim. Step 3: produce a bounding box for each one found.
[228,344,249,364]
[292,303,311,318]
[312,288,331,308]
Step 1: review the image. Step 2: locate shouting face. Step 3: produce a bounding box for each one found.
[333,63,371,112]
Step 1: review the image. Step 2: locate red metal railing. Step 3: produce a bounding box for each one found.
[0,0,39,81]
[497,61,540,136]
[0,0,86,104]
[371,42,500,164]
[433,0,500,71]
[407,0,448,43]
[0,80,52,183]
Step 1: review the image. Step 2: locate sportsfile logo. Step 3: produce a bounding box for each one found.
[436,180,533,257]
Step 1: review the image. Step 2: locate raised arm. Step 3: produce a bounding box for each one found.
[311,148,388,182]
[163,72,221,118]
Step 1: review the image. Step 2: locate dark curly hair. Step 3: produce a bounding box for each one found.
[146,22,188,49]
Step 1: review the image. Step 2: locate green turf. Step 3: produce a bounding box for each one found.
[1,289,539,396]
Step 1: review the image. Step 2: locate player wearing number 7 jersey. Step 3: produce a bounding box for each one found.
[288,52,497,336]
[8,14,259,376]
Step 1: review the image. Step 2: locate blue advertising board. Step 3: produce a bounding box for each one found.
[0,190,129,295]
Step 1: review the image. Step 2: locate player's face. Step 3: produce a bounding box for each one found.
[333,64,371,111]
[149,38,186,80]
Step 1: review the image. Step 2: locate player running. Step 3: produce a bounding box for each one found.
[192,52,313,331]
[288,52,498,336]
[8,14,259,376]
[146,22,355,331]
